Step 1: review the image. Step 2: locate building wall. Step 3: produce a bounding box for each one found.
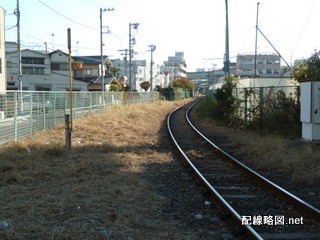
[235,77,297,88]
[6,47,87,91]
[163,52,187,82]
[236,54,282,77]
[0,7,6,93]
[112,58,164,91]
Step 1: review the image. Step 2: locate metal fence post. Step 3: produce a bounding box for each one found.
[53,92,56,127]
[259,87,264,121]
[244,88,248,125]
[30,93,33,136]
[65,114,71,149]
[14,91,18,141]
[42,93,46,131]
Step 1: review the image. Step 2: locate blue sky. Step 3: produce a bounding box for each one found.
[1,0,320,71]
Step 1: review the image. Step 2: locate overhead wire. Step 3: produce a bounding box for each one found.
[290,0,317,63]
[38,0,99,31]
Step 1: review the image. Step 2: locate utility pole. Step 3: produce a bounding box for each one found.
[223,0,230,76]
[148,45,156,91]
[129,23,139,91]
[118,49,128,77]
[100,7,114,92]
[254,2,260,78]
[14,0,22,85]
[14,0,23,112]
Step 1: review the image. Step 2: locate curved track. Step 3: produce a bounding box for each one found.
[167,99,320,240]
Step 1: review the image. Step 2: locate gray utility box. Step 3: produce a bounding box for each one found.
[301,81,320,141]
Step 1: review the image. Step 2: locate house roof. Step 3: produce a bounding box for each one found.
[74,55,109,65]
[74,76,117,84]
[6,48,49,57]
[48,49,69,56]
[92,76,118,84]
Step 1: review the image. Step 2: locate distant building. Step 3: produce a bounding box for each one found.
[112,58,164,91]
[0,7,6,93]
[236,53,286,77]
[5,44,92,91]
[162,52,187,83]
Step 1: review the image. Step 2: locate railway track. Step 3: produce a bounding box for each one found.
[167,98,320,240]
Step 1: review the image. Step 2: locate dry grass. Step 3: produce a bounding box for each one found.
[0,99,197,240]
[193,118,320,182]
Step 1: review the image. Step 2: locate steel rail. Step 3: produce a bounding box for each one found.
[185,99,320,223]
[167,100,263,240]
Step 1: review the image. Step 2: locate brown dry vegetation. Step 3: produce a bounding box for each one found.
[1,98,319,239]
[2,99,217,240]
[191,117,320,183]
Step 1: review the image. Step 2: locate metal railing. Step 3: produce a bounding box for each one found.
[0,91,159,144]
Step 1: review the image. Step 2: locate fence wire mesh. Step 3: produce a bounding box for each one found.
[0,91,159,144]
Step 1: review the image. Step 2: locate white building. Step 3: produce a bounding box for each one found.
[162,52,187,83]
[236,53,290,77]
[112,58,164,91]
[0,7,6,93]
[6,44,89,91]
[49,50,88,91]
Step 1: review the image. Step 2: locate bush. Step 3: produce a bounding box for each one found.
[249,88,300,136]
[196,75,239,123]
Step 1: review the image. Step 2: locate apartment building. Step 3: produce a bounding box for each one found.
[162,52,187,82]
[236,53,283,77]
[112,58,164,91]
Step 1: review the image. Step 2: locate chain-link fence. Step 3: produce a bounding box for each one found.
[0,91,159,144]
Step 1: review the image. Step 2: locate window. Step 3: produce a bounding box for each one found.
[274,69,280,74]
[35,86,51,91]
[274,60,280,64]
[22,67,44,74]
[258,60,264,64]
[85,69,98,76]
[22,57,45,65]
[85,69,92,76]
[258,69,263,74]
[51,63,68,70]
[266,69,272,74]
[267,60,273,64]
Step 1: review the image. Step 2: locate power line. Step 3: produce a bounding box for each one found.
[38,0,98,30]
[291,0,317,61]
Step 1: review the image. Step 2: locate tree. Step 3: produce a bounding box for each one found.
[109,84,120,91]
[291,50,320,82]
[170,77,195,90]
[212,75,238,121]
[109,79,120,91]
[140,81,150,92]
[107,67,121,78]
